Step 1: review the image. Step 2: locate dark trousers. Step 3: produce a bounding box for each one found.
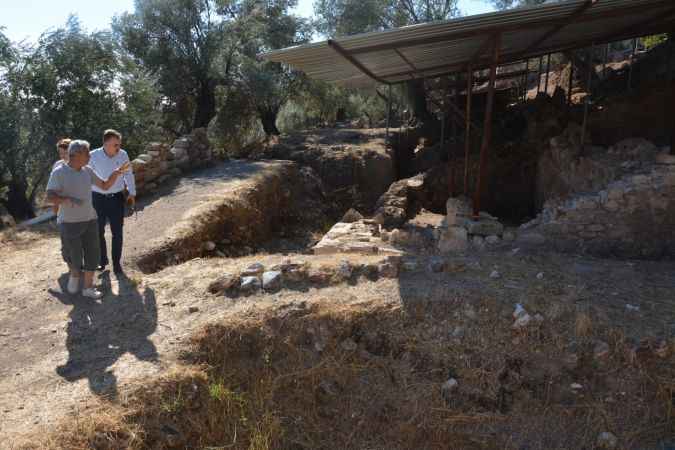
[92,191,125,267]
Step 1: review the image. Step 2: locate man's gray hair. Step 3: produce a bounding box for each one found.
[68,139,90,157]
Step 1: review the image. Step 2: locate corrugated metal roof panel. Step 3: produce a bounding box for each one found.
[263,0,675,87]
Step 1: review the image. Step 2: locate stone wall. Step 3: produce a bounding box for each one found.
[131,128,214,196]
[260,128,394,215]
[524,139,675,258]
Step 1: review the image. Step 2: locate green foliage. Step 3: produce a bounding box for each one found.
[114,0,231,131]
[0,17,165,219]
[488,0,545,10]
[642,34,668,50]
[314,0,459,36]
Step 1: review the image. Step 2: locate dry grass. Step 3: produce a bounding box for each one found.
[18,295,675,450]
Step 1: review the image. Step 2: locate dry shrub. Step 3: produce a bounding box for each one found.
[20,301,675,450]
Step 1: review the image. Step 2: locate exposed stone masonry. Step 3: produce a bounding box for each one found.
[131,128,214,196]
[524,138,675,258]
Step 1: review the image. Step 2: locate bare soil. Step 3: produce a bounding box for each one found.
[2,161,675,449]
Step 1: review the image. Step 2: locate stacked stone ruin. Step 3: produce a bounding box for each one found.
[131,128,213,196]
[522,144,675,258]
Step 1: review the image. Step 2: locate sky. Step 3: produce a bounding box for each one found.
[1,0,495,44]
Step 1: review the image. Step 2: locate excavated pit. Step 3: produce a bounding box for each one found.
[134,160,329,274]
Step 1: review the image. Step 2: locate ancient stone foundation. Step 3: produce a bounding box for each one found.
[525,135,675,258]
[131,128,214,196]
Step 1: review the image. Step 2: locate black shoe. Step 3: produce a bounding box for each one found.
[96,264,107,271]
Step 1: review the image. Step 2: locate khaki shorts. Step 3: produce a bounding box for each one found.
[59,219,101,272]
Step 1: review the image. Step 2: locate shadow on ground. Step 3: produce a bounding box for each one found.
[49,271,159,399]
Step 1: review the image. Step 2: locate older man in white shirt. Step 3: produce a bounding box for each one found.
[89,129,136,274]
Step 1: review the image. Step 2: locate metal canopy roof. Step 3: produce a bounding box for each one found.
[262,0,675,88]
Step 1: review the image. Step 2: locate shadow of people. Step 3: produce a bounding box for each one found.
[49,271,158,400]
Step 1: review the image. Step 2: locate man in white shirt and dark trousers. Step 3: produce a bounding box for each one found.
[89,129,136,274]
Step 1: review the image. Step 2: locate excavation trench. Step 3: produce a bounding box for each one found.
[134,160,329,274]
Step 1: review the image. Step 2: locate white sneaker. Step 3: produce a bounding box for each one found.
[82,287,103,299]
[67,275,80,294]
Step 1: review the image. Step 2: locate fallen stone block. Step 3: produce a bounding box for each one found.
[262,271,282,291]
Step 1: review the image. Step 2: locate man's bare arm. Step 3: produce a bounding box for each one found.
[46,190,81,207]
[91,162,131,190]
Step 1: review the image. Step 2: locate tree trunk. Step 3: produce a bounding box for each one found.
[405,78,433,125]
[5,179,35,220]
[193,79,217,129]
[260,110,280,136]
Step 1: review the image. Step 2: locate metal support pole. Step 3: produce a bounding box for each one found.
[522,59,529,102]
[628,38,638,91]
[464,66,473,195]
[451,75,458,142]
[568,56,575,106]
[473,35,500,217]
[537,56,543,94]
[671,77,675,155]
[581,44,594,155]
[385,84,392,147]
[544,53,551,95]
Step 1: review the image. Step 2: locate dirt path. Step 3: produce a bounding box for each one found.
[0,160,292,447]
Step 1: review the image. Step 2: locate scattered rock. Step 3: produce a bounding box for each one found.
[594,341,610,360]
[625,304,640,312]
[438,225,469,252]
[472,235,486,249]
[402,260,419,271]
[570,383,583,390]
[203,241,216,251]
[242,262,265,277]
[464,305,477,320]
[485,235,501,245]
[341,208,364,223]
[284,265,308,283]
[503,229,517,241]
[536,272,544,280]
[512,313,532,329]
[341,338,358,352]
[466,217,504,237]
[533,313,545,324]
[428,257,446,273]
[207,273,239,294]
[262,271,282,291]
[452,326,465,338]
[188,306,199,314]
[596,431,618,449]
[513,304,527,319]
[336,260,353,280]
[378,262,398,278]
[240,276,261,293]
[489,270,501,279]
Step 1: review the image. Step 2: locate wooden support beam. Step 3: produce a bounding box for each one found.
[464,66,473,195]
[327,39,389,85]
[473,34,500,217]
